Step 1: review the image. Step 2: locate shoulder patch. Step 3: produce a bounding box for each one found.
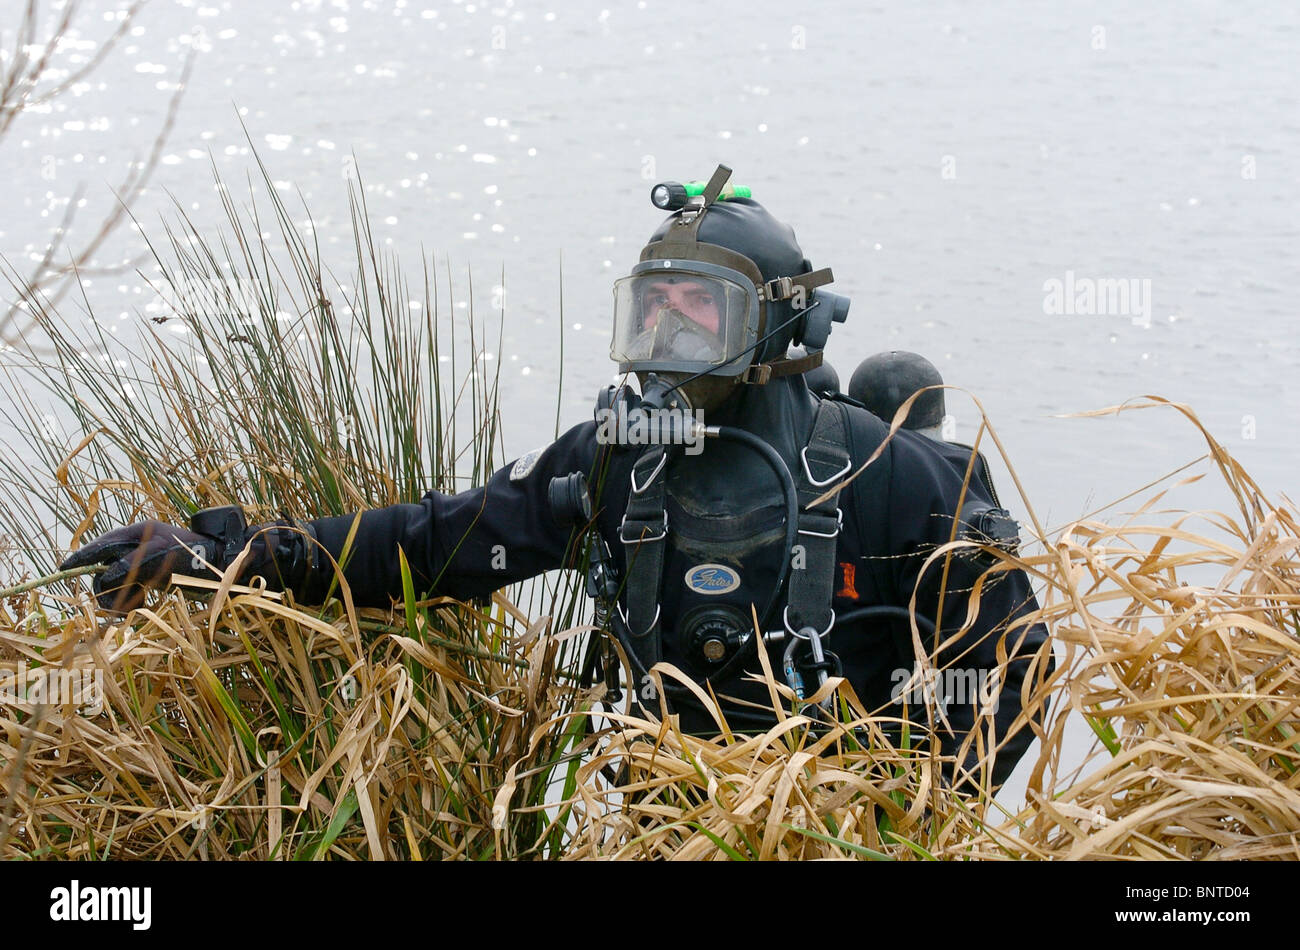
[510,446,546,481]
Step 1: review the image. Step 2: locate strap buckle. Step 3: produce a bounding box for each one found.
[678,195,706,224]
[616,601,661,639]
[630,451,667,494]
[801,446,852,488]
[798,508,843,539]
[782,608,839,709]
[619,511,668,545]
[761,276,795,301]
[783,605,836,641]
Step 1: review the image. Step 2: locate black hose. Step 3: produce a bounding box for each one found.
[836,605,936,637]
[600,423,799,702]
[679,424,799,688]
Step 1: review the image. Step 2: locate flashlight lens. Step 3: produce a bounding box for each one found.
[651,185,670,208]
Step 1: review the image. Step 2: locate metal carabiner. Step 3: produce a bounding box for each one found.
[782,622,840,712]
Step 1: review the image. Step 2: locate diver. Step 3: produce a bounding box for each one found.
[61,166,1054,794]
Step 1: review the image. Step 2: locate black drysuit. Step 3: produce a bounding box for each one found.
[301,377,1053,790]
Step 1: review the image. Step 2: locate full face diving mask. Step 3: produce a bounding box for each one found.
[610,262,755,375]
[609,165,838,403]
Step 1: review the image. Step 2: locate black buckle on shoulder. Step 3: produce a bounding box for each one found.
[630,451,667,494]
[798,508,842,539]
[619,511,668,545]
[800,446,852,488]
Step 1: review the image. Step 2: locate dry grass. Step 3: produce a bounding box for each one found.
[4,398,1296,860]
[0,577,596,859]
[967,400,1300,860]
[0,570,983,861]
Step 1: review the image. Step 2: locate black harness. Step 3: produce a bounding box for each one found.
[617,399,853,704]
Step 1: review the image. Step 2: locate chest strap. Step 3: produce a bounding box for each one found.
[618,443,670,674]
[616,401,852,687]
[785,399,851,638]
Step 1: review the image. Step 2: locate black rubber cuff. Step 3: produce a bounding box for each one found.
[235,520,324,603]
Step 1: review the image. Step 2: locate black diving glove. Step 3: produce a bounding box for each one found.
[58,506,322,613]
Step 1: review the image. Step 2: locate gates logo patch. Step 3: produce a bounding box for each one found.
[685,563,741,595]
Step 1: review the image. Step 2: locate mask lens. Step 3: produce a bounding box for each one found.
[638,278,724,336]
[611,268,754,373]
[644,307,724,362]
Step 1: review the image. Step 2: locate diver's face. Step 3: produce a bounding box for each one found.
[640,280,722,336]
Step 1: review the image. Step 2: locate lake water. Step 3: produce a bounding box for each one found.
[3,0,1297,807]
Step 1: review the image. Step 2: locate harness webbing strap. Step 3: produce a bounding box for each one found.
[786,400,851,634]
[742,350,824,384]
[758,267,834,302]
[619,443,670,672]
[615,401,850,690]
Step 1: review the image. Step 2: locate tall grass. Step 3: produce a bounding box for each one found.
[967,399,1300,859]
[0,156,596,858]
[1,154,506,562]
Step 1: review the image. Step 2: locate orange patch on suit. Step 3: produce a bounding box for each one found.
[836,561,859,600]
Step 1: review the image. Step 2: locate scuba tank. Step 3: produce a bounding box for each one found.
[847,349,1020,552]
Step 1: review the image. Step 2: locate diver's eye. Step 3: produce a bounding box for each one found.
[692,293,715,307]
[645,293,669,310]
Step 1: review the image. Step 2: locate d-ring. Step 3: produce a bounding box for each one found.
[783,605,835,641]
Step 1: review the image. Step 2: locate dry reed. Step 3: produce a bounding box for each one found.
[4,397,1295,860]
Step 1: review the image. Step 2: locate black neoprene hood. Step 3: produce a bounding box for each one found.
[644,198,813,365]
